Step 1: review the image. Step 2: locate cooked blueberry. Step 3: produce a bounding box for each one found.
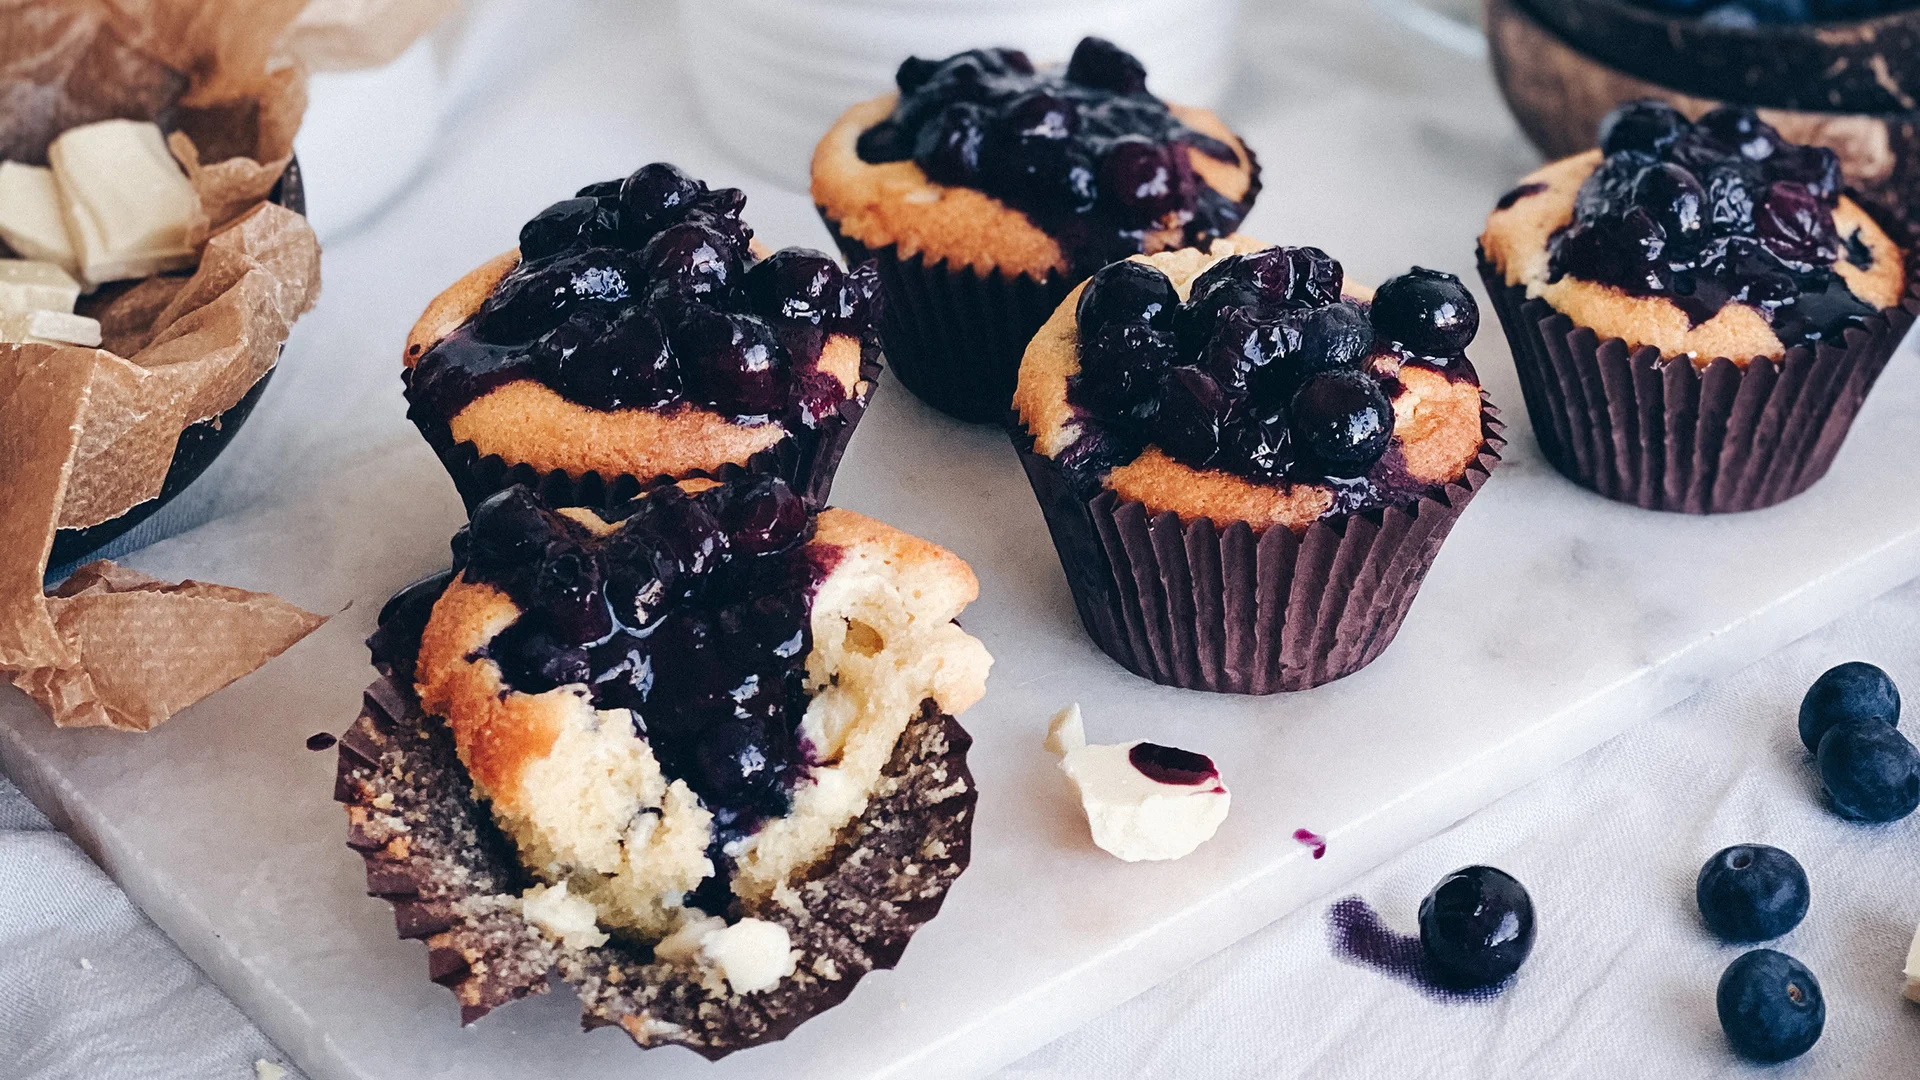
[1003,89,1078,141]
[478,248,640,341]
[1816,718,1920,823]
[1075,321,1178,412]
[721,477,809,554]
[631,488,732,589]
[695,718,781,805]
[669,306,790,417]
[532,540,611,641]
[912,101,991,186]
[743,248,845,326]
[1597,99,1689,157]
[519,197,620,260]
[1755,182,1840,269]
[490,619,592,693]
[1632,162,1706,241]
[619,162,704,236]
[1551,208,1670,292]
[640,221,741,304]
[1127,742,1216,785]
[1696,845,1810,943]
[543,308,678,411]
[600,528,678,632]
[1150,365,1234,466]
[1290,369,1393,477]
[1698,105,1780,162]
[1076,259,1180,340]
[1717,950,1824,1064]
[992,136,1098,213]
[1099,135,1192,222]
[1704,163,1761,234]
[1768,144,1842,202]
[894,55,941,95]
[1230,406,1293,478]
[1282,246,1345,306]
[835,260,881,328]
[1300,300,1374,372]
[467,487,555,567]
[1065,37,1148,94]
[1417,865,1536,990]
[1370,267,1479,356]
[1204,306,1297,397]
[1798,661,1900,751]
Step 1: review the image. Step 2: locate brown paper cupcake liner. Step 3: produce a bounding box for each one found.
[1013,404,1503,693]
[1479,228,1920,514]
[336,668,975,1058]
[403,346,880,515]
[822,216,1072,425]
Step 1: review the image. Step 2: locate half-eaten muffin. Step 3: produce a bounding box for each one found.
[405,163,881,512]
[335,478,990,1056]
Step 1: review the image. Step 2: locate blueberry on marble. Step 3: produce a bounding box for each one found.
[1695,845,1809,943]
[1816,718,1920,823]
[1290,369,1394,477]
[1717,949,1824,1063]
[1417,865,1536,989]
[1369,267,1479,356]
[1798,661,1899,751]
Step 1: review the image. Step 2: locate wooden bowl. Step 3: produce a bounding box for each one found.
[1485,0,1920,221]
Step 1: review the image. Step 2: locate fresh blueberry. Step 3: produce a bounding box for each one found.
[742,248,845,326]
[1816,718,1920,823]
[1370,267,1479,356]
[1417,865,1536,989]
[1717,949,1824,1063]
[1695,845,1810,943]
[1299,300,1374,372]
[1597,100,1690,157]
[1065,36,1148,95]
[1290,369,1394,477]
[1798,661,1900,751]
[1076,259,1180,341]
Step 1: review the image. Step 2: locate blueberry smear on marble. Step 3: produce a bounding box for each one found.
[441,480,838,907]
[1417,865,1536,990]
[1552,100,1878,349]
[409,161,879,430]
[1060,249,1479,509]
[1696,844,1809,943]
[1798,660,1899,751]
[855,38,1255,277]
[1815,717,1920,822]
[1717,949,1824,1063]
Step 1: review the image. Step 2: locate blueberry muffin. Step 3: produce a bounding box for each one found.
[336,478,991,1055]
[1481,101,1919,512]
[405,163,881,512]
[1012,243,1500,693]
[812,38,1260,423]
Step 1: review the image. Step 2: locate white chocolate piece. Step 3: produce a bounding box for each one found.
[519,881,608,951]
[49,120,199,286]
[0,309,101,347]
[0,162,78,272]
[1045,704,1230,863]
[0,259,81,314]
[1905,920,1919,1004]
[700,918,797,994]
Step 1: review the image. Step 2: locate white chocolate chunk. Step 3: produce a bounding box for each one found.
[49,120,199,286]
[0,259,80,314]
[0,162,78,272]
[700,918,796,994]
[1905,920,1919,1004]
[520,881,608,950]
[1046,703,1229,863]
[0,309,101,347]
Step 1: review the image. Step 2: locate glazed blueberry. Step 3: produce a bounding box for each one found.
[478,248,641,342]
[1065,36,1148,95]
[519,197,621,260]
[913,101,991,186]
[619,162,703,237]
[1076,259,1180,340]
[1816,719,1920,823]
[1704,163,1760,233]
[1203,306,1295,396]
[720,477,810,555]
[640,222,741,304]
[1151,365,1233,465]
[1417,865,1536,990]
[601,530,677,632]
[490,620,592,693]
[1369,268,1479,356]
[1597,99,1689,157]
[1696,845,1810,943]
[531,540,612,642]
[1299,301,1373,373]
[695,718,780,805]
[1717,950,1824,1063]
[1698,106,1780,162]
[670,305,791,417]
[542,308,679,411]
[1290,369,1394,477]
[467,487,555,567]
[1099,135,1192,222]
[1231,406,1293,478]
[743,248,845,326]
[1756,182,1840,269]
[1798,661,1900,751]
[1632,162,1707,241]
[1076,321,1178,411]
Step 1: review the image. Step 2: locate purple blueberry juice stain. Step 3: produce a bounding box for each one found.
[306,732,337,752]
[1128,742,1217,786]
[1292,828,1326,859]
[1325,896,1509,1003]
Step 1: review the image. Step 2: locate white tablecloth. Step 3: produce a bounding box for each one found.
[4,0,1917,1076]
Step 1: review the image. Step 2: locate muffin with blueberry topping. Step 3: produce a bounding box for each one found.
[405,163,881,512]
[812,38,1260,423]
[1012,242,1500,693]
[1481,100,1918,512]
[336,477,990,1055]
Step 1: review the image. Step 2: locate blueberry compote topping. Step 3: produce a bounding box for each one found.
[854,38,1256,278]
[1059,249,1480,516]
[1550,100,1880,349]
[409,162,879,431]
[452,480,836,913]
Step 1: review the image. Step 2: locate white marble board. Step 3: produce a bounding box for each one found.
[4,3,1920,1079]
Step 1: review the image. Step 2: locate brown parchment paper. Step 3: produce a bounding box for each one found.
[285,0,462,72]
[0,0,326,730]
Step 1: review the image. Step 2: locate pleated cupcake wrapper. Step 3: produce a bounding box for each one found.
[402,349,880,516]
[1479,234,1920,514]
[1013,406,1503,694]
[822,216,1073,425]
[337,668,977,1058]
